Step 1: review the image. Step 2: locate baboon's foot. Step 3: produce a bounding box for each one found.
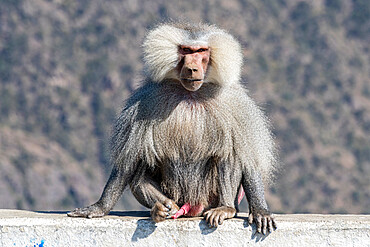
[203,206,236,227]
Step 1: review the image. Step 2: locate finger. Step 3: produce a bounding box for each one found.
[268,218,273,233]
[169,208,179,216]
[166,212,172,219]
[67,212,78,217]
[257,215,262,233]
[152,209,167,221]
[67,209,80,217]
[248,213,254,224]
[166,200,180,212]
[157,210,168,218]
[272,218,277,229]
[162,204,170,212]
[68,208,88,217]
[152,214,165,223]
[156,202,169,212]
[262,217,267,235]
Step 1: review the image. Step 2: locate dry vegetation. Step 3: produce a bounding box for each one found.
[0,0,369,213]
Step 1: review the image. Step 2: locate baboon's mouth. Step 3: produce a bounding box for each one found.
[180,78,204,91]
[181,78,203,82]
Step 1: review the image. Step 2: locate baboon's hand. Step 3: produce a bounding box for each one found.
[248,208,276,235]
[204,206,236,227]
[67,203,108,219]
[151,199,179,223]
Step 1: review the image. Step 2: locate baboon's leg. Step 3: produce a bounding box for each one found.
[203,160,240,227]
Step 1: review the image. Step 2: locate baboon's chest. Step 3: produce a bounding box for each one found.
[151,102,217,160]
[146,99,235,166]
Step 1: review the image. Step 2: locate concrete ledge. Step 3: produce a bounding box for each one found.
[0,210,369,247]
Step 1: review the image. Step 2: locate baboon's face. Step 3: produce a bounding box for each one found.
[177,45,210,91]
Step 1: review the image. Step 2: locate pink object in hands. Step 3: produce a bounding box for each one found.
[171,203,191,219]
[171,186,245,219]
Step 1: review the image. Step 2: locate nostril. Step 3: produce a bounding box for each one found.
[184,66,200,76]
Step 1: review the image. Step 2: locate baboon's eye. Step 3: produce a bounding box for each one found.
[182,48,192,53]
[197,48,208,52]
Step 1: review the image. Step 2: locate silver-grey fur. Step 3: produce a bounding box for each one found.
[68,22,277,234]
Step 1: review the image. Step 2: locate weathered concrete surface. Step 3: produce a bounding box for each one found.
[0,210,369,247]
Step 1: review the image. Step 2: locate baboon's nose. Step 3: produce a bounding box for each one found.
[187,67,198,73]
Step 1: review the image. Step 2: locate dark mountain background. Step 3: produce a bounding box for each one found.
[0,0,369,214]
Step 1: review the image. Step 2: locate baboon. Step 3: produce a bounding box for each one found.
[68,22,278,234]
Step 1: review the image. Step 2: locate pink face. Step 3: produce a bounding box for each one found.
[178,45,210,91]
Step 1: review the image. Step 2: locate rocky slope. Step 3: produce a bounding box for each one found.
[0,0,369,213]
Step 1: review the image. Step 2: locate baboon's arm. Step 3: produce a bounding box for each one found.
[131,174,171,208]
[131,174,180,222]
[242,170,276,234]
[67,165,128,218]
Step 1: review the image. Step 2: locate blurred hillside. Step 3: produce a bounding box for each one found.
[0,0,369,214]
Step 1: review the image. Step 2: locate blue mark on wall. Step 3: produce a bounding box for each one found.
[27,238,45,247]
[37,239,45,247]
